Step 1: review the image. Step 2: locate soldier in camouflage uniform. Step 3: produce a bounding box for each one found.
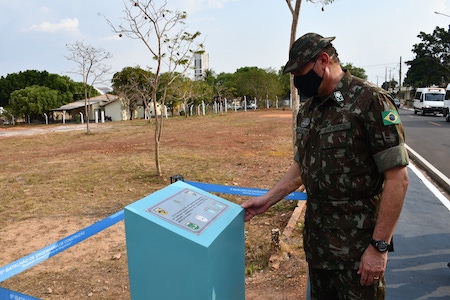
[242,33,409,300]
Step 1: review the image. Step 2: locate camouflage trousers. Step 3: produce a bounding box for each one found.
[308,268,386,300]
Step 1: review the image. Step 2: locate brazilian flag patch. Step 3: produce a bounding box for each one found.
[382,110,401,125]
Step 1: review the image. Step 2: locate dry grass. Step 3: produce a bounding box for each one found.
[0,110,307,299]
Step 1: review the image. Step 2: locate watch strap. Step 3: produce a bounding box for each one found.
[388,237,394,252]
[371,239,392,252]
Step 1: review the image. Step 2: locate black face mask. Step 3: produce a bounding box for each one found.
[294,67,323,98]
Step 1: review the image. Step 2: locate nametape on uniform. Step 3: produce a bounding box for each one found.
[382,110,401,125]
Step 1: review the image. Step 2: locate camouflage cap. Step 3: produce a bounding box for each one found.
[283,33,335,74]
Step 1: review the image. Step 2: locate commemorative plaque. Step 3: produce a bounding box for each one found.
[124,180,245,300]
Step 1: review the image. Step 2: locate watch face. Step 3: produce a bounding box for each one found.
[378,241,388,252]
[372,239,389,252]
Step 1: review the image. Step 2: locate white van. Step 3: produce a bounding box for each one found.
[413,87,445,116]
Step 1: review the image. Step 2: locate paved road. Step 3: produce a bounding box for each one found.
[399,108,450,194]
[398,107,450,190]
[382,108,450,299]
[386,163,450,299]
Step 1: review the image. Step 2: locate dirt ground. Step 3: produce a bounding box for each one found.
[0,110,308,299]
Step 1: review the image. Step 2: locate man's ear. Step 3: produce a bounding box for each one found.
[317,52,329,66]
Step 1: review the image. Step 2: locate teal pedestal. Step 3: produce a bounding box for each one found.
[124,181,245,300]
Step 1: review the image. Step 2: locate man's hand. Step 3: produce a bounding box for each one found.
[357,245,387,286]
[241,196,272,222]
[241,163,303,222]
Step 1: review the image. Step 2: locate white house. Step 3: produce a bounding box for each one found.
[52,94,163,123]
[52,94,118,122]
[101,97,146,121]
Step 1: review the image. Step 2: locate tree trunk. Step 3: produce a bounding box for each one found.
[154,127,162,176]
[84,84,90,135]
[152,96,163,176]
[290,76,298,152]
[289,0,302,153]
[85,99,90,134]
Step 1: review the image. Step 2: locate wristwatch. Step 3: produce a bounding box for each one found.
[370,239,390,252]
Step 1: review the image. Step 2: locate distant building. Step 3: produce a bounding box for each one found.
[51,94,153,122]
[194,52,209,81]
[52,94,119,122]
[95,86,113,95]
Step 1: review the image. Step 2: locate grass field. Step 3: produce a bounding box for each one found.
[0,109,307,299]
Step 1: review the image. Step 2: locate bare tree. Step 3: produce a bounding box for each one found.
[65,41,112,134]
[105,0,204,176]
[284,0,334,150]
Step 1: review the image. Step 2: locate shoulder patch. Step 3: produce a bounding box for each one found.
[382,110,401,125]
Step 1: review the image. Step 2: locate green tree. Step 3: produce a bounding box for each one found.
[342,62,367,80]
[0,71,51,107]
[9,85,59,121]
[168,76,213,116]
[233,67,282,106]
[215,72,238,100]
[192,80,214,106]
[112,66,154,120]
[203,69,233,105]
[0,70,89,108]
[382,79,398,91]
[278,66,291,100]
[404,26,450,87]
[70,81,99,101]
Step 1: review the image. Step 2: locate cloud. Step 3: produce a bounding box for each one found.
[174,0,236,11]
[25,18,80,34]
[207,0,235,9]
[39,6,53,14]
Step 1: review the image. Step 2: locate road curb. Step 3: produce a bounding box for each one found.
[405,144,450,196]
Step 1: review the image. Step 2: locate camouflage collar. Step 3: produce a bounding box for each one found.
[330,69,352,106]
[314,69,351,109]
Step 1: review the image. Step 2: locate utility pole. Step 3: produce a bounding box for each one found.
[399,56,402,87]
[385,67,387,89]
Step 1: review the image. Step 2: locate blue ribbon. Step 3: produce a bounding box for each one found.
[0,180,307,298]
[184,180,307,200]
[0,210,124,283]
[0,287,40,300]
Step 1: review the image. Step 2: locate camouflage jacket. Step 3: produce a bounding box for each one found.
[294,70,409,270]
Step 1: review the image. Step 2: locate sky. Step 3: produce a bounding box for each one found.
[1,0,450,88]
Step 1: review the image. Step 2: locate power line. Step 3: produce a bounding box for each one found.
[362,62,399,68]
